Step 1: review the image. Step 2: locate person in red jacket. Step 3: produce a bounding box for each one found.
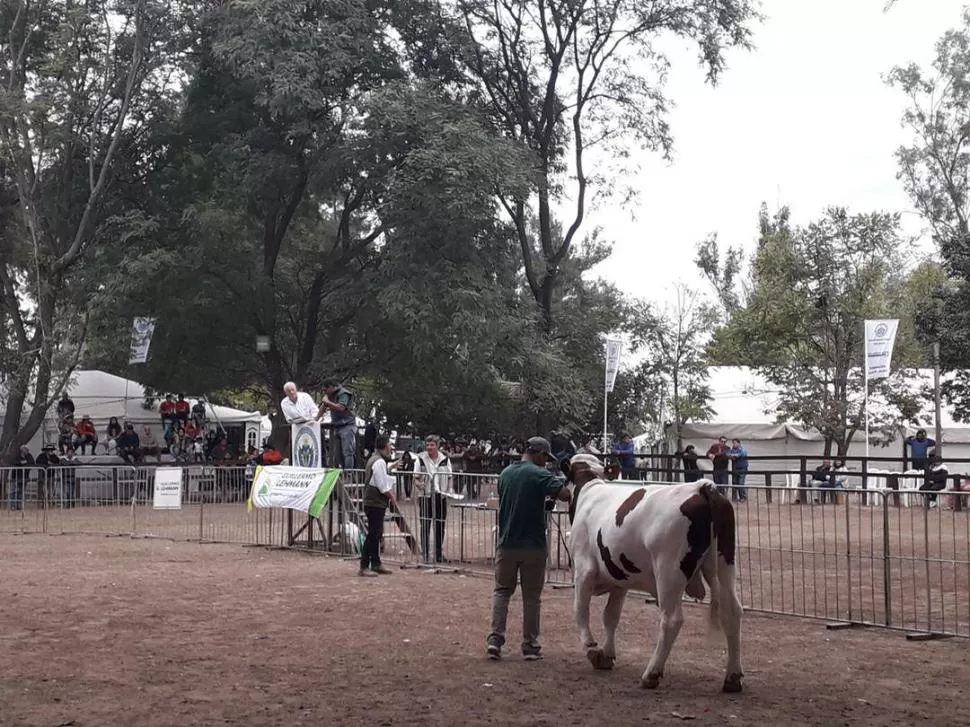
[175,394,191,425]
[159,394,176,441]
[74,415,98,455]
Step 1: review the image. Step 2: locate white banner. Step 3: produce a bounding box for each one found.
[291,422,323,469]
[604,338,623,393]
[864,319,899,380]
[129,317,157,364]
[247,466,340,517]
[153,467,183,510]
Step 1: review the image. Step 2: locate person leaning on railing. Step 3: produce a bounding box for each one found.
[918,454,949,509]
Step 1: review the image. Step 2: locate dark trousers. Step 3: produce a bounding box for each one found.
[919,481,947,504]
[713,469,729,494]
[419,494,448,562]
[731,469,748,501]
[685,470,700,483]
[361,506,386,570]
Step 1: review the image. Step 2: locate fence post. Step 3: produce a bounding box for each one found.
[954,474,963,514]
[882,491,891,627]
[765,472,773,504]
[861,458,869,508]
[130,495,136,535]
[844,492,853,622]
[198,496,205,542]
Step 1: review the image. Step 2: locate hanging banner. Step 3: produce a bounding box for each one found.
[153,467,183,510]
[291,422,323,469]
[604,338,623,393]
[247,466,341,517]
[864,319,899,380]
[129,317,157,364]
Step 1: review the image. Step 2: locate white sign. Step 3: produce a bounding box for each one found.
[864,319,899,380]
[604,338,623,393]
[291,422,323,469]
[153,468,183,510]
[248,465,340,517]
[129,317,157,364]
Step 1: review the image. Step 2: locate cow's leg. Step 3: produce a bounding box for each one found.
[595,588,627,669]
[573,566,598,657]
[717,559,744,693]
[641,572,685,689]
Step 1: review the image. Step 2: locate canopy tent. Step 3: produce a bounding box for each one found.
[660,366,970,475]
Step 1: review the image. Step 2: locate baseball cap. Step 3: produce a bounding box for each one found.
[526,436,552,457]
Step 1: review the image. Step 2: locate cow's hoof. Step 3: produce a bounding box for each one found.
[640,672,662,689]
[722,673,743,693]
[586,648,615,670]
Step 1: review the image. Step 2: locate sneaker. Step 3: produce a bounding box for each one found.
[523,651,542,661]
[371,566,393,575]
[486,645,501,660]
[357,569,378,577]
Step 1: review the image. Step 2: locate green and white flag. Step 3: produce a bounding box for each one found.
[247,465,341,517]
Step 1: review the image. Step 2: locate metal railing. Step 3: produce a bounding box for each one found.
[2,466,968,638]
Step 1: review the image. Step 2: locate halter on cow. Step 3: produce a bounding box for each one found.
[561,454,744,693]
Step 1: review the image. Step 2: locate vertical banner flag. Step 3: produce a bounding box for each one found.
[129,317,157,364]
[247,465,341,516]
[153,467,184,510]
[604,338,623,393]
[291,421,323,469]
[864,319,900,380]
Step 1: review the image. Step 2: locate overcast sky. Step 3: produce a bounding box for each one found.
[584,0,961,304]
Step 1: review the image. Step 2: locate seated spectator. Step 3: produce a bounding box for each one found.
[807,460,835,504]
[74,415,98,455]
[58,415,75,455]
[141,426,162,463]
[257,442,283,466]
[919,454,949,509]
[106,417,122,452]
[175,394,190,424]
[191,398,207,428]
[117,423,141,465]
[183,419,201,441]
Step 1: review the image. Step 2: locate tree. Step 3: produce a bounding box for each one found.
[888,9,970,418]
[628,285,715,450]
[706,207,923,456]
[452,0,760,334]
[0,0,188,462]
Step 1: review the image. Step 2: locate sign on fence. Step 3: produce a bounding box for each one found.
[153,468,184,510]
[247,466,340,517]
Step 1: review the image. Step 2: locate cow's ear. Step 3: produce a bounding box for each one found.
[559,458,572,479]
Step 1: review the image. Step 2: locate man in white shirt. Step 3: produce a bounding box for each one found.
[414,435,453,563]
[360,434,398,576]
[280,381,319,424]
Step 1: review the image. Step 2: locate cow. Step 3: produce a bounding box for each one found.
[561,454,743,693]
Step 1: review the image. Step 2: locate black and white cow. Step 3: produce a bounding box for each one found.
[562,454,744,693]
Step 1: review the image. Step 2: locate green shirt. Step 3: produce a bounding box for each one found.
[496,461,566,551]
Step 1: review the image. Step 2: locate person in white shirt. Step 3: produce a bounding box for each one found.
[414,435,453,563]
[280,381,319,424]
[360,435,398,576]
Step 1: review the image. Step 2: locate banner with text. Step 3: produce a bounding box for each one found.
[604,338,623,393]
[290,421,323,469]
[129,317,157,364]
[864,319,899,380]
[247,466,341,517]
[153,467,183,510]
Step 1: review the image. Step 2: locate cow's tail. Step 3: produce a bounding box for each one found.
[698,481,741,638]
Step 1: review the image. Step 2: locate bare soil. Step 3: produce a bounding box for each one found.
[1,534,968,727]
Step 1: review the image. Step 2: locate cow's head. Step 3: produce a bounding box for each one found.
[603,462,621,481]
[559,454,606,523]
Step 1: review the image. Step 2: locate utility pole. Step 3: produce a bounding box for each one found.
[933,339,943,455]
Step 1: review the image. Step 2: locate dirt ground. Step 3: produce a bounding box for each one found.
[2,534,969,727]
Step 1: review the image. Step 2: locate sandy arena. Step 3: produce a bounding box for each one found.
[1,533,968,727]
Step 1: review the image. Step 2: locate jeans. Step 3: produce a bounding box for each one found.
[10,473,26,510]
[334,425,356,470]
[75,435,97,455]
[731,470,748,501]
[713,469,729,495]
[361,506,386,570]
[419,493,448,562]
[487,548,547,654]
[919,481,947,504]
[685,470,700,483]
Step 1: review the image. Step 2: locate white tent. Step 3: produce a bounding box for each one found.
[662,366,970,475]
[17,370,267,453]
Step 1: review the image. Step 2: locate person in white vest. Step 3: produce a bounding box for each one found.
[280,381,319,424]
[414,435,453,563]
